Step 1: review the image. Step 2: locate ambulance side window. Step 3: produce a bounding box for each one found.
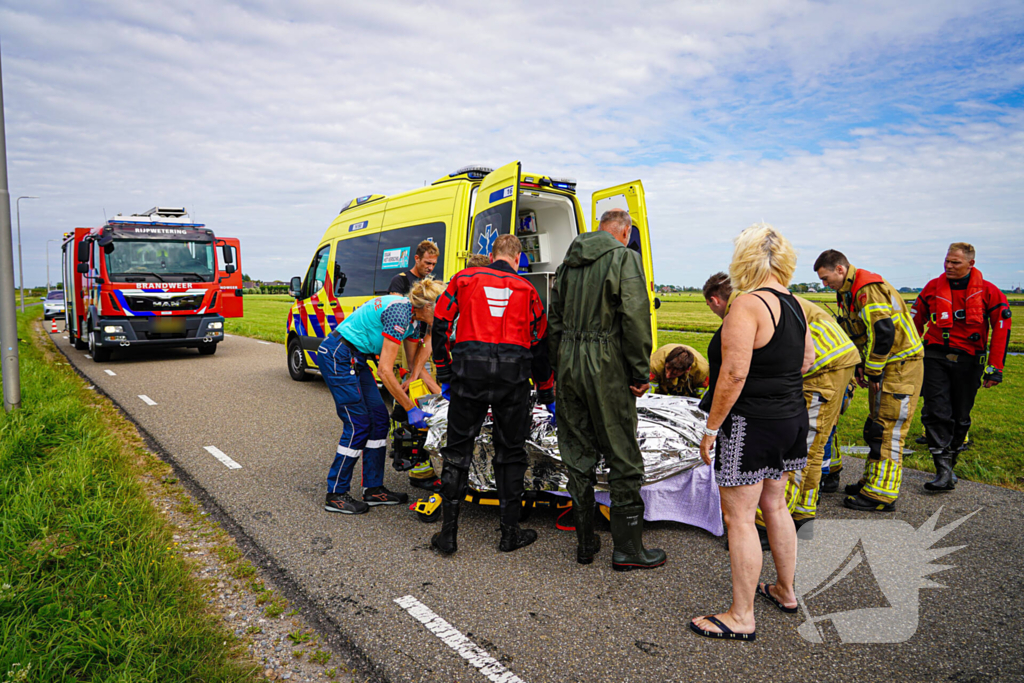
[332,234,380,297]
[373,222,446,294]
[302,244,331,299]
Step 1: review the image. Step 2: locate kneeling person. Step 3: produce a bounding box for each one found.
[430,234,555,554]
[650,344,709,397]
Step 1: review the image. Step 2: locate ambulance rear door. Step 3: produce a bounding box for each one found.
[591,181,658,346]
[469,161,521,256]
[215,238,244,318]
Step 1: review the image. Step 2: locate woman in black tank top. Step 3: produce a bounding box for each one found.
[691,224,814,643]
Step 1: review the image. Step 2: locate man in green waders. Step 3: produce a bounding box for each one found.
[548,209,666,571]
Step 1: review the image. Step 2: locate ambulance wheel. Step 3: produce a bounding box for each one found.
[198,343,217,356]
[288,338,311,381]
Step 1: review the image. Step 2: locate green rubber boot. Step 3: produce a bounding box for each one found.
[610,505,666,572]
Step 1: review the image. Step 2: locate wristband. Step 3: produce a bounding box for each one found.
[703,426,719,438]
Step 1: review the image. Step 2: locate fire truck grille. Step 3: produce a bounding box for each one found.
[125,294,204,311]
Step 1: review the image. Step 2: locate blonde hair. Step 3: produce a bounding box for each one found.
[729,222,798,291]
[408,276,445,309]
[492,233,521,259]
[948,242,975,260]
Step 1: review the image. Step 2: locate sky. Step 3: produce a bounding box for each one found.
[1,0,1023,289]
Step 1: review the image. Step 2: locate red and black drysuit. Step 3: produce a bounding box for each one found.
[432,260,555,528]
[912,268,1011,455]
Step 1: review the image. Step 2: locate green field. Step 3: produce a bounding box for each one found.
[224,295,293,344]
[0,309,256,680]
[232,294,1023,490]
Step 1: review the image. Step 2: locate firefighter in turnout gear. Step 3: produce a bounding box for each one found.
[649,344,710,398]
[787,298,860,520]
[549,209,666,571]
[912,242,1011,492]
[430,234,555,554]
[815,250,924,512]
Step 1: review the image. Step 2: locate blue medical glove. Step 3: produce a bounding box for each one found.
[441,382,451,401]
[407,407,432,430]
[545,402,556,427]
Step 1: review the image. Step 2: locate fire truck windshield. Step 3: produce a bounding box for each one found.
[105,239,216,283]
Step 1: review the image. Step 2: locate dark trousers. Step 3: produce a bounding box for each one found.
[440,379,532,525]
[921,354,984,454]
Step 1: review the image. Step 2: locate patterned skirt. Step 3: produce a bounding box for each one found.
[714,411,809,487]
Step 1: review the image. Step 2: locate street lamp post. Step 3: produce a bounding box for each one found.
[16,196,38,312]
[46,238,59,292]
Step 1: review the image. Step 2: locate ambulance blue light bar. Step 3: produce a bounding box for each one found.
[549,176,577,192]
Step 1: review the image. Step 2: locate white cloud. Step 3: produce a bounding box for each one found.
[1,0,1022,289]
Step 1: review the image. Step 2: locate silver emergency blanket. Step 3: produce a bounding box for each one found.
[419,393,707,493]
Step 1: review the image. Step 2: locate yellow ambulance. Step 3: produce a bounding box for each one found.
[285,161,659,380]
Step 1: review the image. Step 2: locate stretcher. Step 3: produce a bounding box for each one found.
[395,387,708,527]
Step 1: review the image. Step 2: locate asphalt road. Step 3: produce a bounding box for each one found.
[50,327,1024,683]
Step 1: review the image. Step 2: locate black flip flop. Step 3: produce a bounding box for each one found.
[757,583,798,613]
[689,615,756,641]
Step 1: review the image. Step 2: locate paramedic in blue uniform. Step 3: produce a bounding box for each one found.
[430,234,555,554]
[320,278,447,515]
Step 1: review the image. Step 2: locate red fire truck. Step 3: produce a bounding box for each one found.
[61,207,243,362]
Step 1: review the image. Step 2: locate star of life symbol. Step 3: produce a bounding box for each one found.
[795,506,980,644]
[483,286,512,318]
[477,224,498,255]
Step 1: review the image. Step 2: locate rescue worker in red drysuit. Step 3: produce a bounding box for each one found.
[430,234,555,554]
[912,242,1011,491]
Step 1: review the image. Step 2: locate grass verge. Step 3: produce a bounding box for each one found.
[0,308,259,681]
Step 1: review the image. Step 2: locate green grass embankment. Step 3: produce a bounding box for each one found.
[0,309,257,681]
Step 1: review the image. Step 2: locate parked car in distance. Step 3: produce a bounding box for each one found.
[43,289,65,320]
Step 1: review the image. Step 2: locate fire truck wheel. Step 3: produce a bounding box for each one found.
[198,344,218,356]
[89,331,112,363]
[288,337,312,381]
[73,336,88,351]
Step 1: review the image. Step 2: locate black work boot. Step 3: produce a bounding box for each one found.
[844,480,865,496]
[498,524,538,552]
[571,489,601,565]
[496,462,537,552]
[610,505,666,571]
[431,466,468,555]
[924,451,956,492]
[820,469,842,494]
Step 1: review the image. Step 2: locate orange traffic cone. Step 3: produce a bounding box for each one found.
[51,318,59,333]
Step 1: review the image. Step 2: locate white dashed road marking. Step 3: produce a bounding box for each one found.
[395,596,526,683]
[204,446,242,470]
[138,395,157,406]
[104,369,116,376]
[84,354,91,359]
[257,341,272,345]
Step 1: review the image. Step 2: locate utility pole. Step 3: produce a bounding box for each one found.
[16,195,37,311]
[0,44,22,411]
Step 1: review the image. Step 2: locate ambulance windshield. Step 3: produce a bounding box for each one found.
[106,238,216,283]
